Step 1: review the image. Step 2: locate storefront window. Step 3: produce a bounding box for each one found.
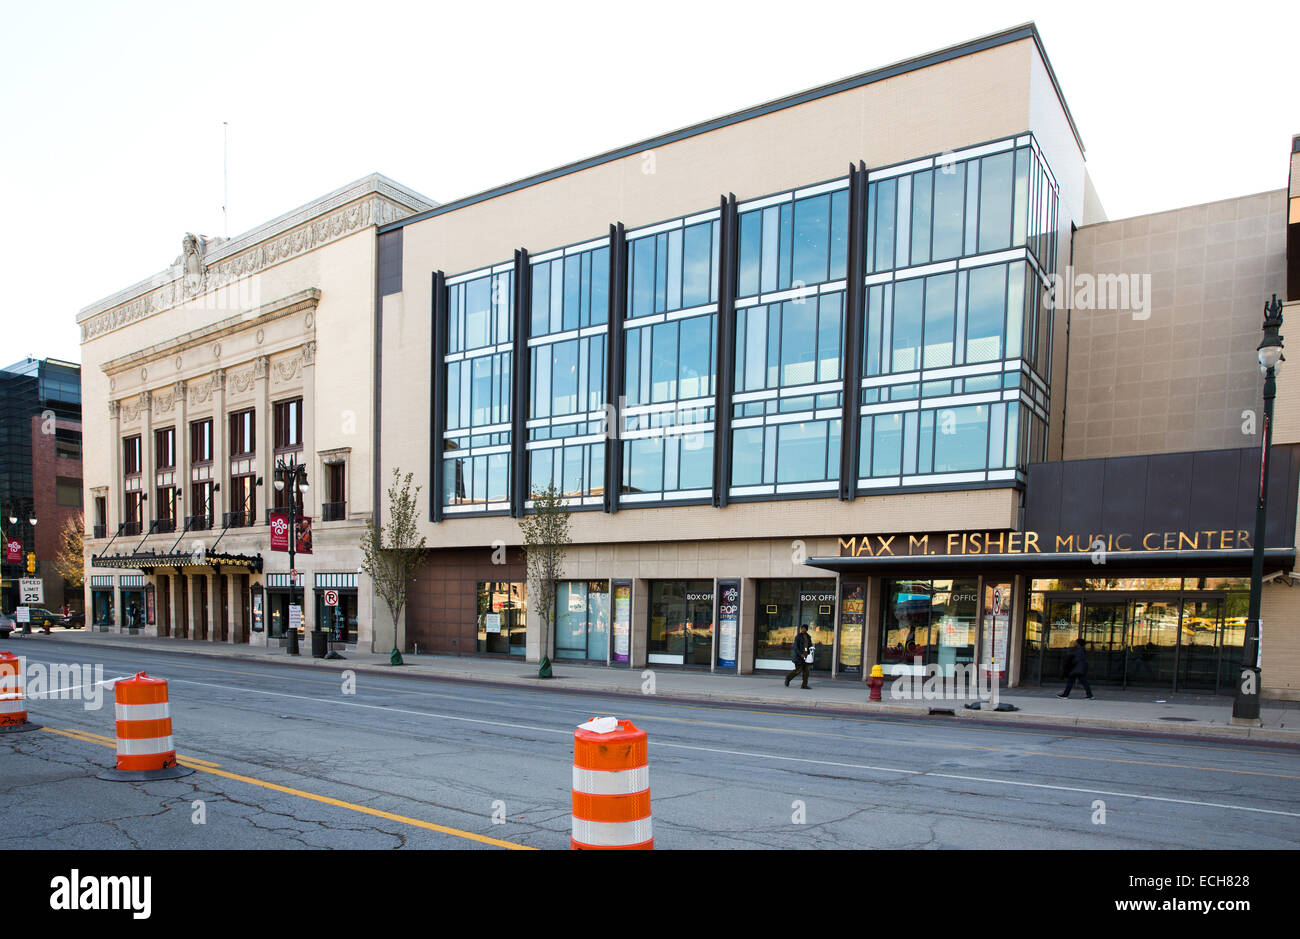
[477,581,527,655]
[315,591,358,641]
[92,590,114,626]
[555,581,610,661]
[881,578,978,674]
[837,582,865,674]
[754,579,835,671]
[648,581,713,666]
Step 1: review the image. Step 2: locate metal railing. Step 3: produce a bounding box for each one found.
[222,509,256,528]
[185,514,212,532]
[322,501,346,521]
[93,524,106,539]
[153,518,176,534]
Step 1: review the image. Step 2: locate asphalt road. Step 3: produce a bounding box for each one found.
[3,638,1299,850]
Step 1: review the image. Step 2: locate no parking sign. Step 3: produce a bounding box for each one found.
[323,589,339,607]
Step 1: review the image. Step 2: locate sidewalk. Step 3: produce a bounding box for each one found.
[17,629,1300,744]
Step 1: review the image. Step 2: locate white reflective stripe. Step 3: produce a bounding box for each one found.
[572,765,649,796]
[115,736,174,755]
[0,699,26,713]
[115,702,170,721]
[571,817,652,847]
[0,691,25,700]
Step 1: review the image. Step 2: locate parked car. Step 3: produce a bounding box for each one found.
[0,611,13,639]
[58,611,86,629]
[21,608,61,630]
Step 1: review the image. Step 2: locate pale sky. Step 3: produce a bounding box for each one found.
[2,0,1296,365]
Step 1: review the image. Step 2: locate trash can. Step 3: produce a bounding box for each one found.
[310,629,329,658]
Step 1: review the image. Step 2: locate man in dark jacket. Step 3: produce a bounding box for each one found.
[1058,638,1095,699]
[785,624,813,689]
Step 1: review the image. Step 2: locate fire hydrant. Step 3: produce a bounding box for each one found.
[867,664,884,702]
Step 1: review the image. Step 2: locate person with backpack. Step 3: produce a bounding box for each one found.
[1058,637,1095,698]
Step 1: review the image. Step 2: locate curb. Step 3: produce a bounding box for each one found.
[29,633,1300,746]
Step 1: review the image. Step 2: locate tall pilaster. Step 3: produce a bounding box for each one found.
[211,370,227,522]
[108,400,121,533]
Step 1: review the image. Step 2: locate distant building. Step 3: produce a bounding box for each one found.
[0,357,82,613]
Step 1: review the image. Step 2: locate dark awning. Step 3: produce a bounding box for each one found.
[806,547,1296,576]
[90,550,263,573]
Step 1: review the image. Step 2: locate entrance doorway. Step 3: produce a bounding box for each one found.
[647,580,714,667]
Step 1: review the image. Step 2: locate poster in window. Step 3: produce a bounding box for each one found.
[717,580,739,669]
[252,590,264,632]
[612,581,631,663]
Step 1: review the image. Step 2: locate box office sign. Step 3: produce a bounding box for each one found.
[838,529,1254,558]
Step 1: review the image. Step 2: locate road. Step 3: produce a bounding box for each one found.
[3,638,1299,850]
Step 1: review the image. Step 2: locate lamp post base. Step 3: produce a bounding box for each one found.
[1230,666,1262,722]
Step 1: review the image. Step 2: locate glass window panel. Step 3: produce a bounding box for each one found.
[966,264,1006,363]
[654,232,668,313]
[891,279,923,372]
[874,180,896,272]
[587,335,605,412]
[911,170,932,266]
[531,448,556,492]
[858,416,871,477]
[781,299,817,387]
[679,315,712,400]
[745,306,767,392]
[932,163,964,260]
[919,410,934,473]
[817,293,842,382]
[872,413,902,477]
[826,418,841,481]
[760,205,780,294]
[777,421,828,484]
[865,286,881,377]
[589,247,609,326]
[563,445,585,496]
[763,425,777,482]
[624,330,641,406]
[530,263,550,336]
[628,437,663,493]
[902,411,918,475]
[683,223,712,307]
[564,256,581,331]
[933,404,989,472]
[738,211,761,297]
[865,182,877,273]
[631,237,655,317]
[590,444,604,495]
[923,273,956,368]
[471,356,492,426]
[667,228,683,312]
[1005,403,1020,468]
[978,151,1014,253]
[989,402,1006,468]
[895,175,911,268]
[552,340,578,416]
[1006,262,1025,359]
[732,427,763,486]
[465,278,490,350]
[1013,149,1029,247]
[829,188,849,281]
[446,362,461,428]
[778,202,793,290]
[651,322,678,403]
[792,194,830,287]
[678,433,713,490]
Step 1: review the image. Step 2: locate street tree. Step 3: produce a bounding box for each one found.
[52,513,85,593]
[360,469,427,665]
[519,483,571,678]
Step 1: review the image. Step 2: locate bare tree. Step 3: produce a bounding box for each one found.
[519,484,571,678]
[359,469,427,665]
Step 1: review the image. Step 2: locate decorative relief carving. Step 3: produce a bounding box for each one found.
[256,327,265,345]
[153,386,178,415]
[174,356,183,371]
[139,367,148,382]
[108,400,120,419]
[212,342,222,359]
[302,341,316,366]
[273,355,302,384]
[254,355,269,380]
[213,368,226,390]
[304,311,314,330]
[80,195,415,341]
[120,392,149,423]
[230,364,257,394]
[190,373,219,406]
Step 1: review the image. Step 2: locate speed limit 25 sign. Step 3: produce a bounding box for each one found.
[19,578,44,604]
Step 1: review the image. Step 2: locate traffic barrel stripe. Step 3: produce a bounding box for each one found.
[571,817,653,850]
[115,717,173,740]
[572,765,649,796]
[572,790,652,823]
[0,652,26,727]
[114,702,170,721]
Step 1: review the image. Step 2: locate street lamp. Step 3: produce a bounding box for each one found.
[1234,294,1285,724]
[274,457,309,656]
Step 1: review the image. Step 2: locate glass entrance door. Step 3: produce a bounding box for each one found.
[1178,598,1223,691]
[1081,602,1126,683]
[1040,599,1080,684]
[1126,599,1179,686]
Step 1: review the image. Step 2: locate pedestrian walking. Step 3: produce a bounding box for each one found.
[1058,638,1095,699]
[785,624,814,689]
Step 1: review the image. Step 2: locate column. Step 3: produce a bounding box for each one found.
[188,573,203,640]
[1007,573,1027,688]
[863,576,883,680]
[108,400,121,533]
[211,370,226,523]
[631,579,648,669]
[227,573,245,643]
[255,356,272,521]
[172,572,187,638]
[737,578,756,675]
[206,571,221,643]
[140,391,154,534]
[175,381,189,525]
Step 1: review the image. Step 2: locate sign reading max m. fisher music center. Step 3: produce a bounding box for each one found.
[838,529,1255,558]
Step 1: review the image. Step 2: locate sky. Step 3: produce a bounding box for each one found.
[1,0,1296,364]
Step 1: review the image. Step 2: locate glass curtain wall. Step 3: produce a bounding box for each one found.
[527,240,609,504]
[443,265,514,513]
[731,181,848,498]
[621,214,720,504]
[859,137,1057,489]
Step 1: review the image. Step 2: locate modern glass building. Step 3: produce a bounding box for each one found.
[366,25,1300,699]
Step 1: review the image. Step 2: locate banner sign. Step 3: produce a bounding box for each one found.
[717,580,739,669]
[270,512,290,551]
[5,539,20,564]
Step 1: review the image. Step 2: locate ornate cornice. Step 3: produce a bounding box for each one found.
[79,177,433,342]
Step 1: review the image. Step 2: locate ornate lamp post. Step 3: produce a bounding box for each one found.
[1233,295,1284,724]
[274,457,309,656]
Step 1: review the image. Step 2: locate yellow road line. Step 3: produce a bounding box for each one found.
[42,728,530,850]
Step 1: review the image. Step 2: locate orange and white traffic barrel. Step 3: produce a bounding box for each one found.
[98,671,193,781]
[0,652,38,733]
[571,717,653,850]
